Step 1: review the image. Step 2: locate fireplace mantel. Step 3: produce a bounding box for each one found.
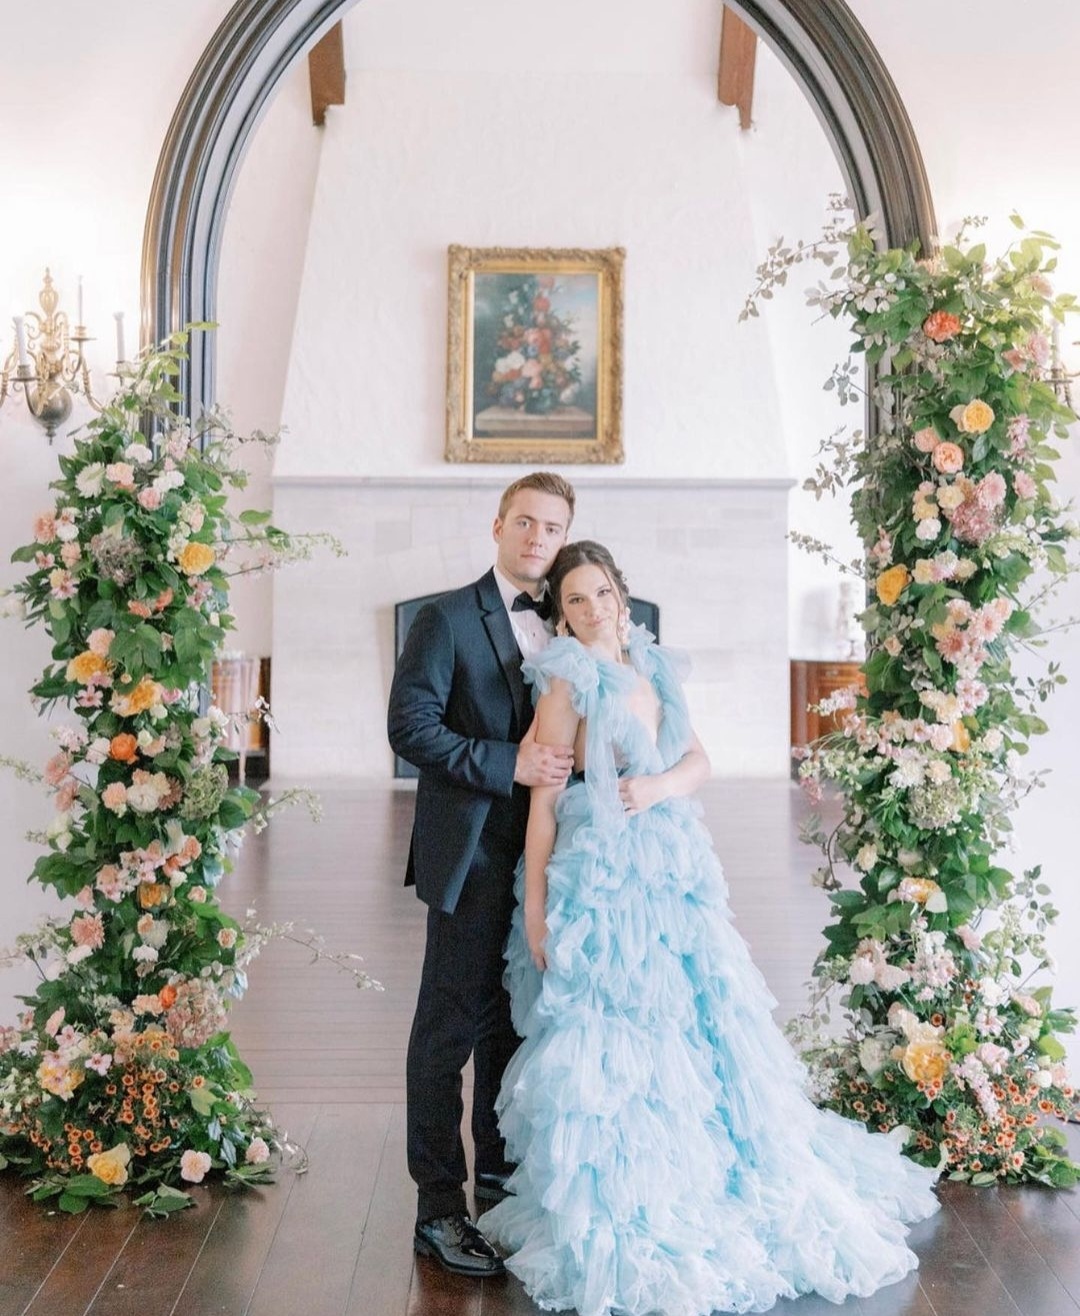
[270,478,795,779]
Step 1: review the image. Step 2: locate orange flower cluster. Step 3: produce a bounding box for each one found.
[923,309,962,342]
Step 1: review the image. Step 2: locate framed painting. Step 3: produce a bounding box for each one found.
[445,245,624,464]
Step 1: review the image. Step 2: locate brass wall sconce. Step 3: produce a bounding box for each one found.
[0,269,126,442]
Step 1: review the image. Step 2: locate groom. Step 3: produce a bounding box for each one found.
[388,471,576,1277]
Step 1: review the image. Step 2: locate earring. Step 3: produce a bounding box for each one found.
[617,610,631,647]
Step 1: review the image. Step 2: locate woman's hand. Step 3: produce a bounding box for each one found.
[524,903,549,972]
[617,775,668,817]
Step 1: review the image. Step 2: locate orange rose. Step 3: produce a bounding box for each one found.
[177,542,216,576]
[158,984,178,1009]
[923,310,961,343]
[109,733,139,764]
[67,650,109,684]
[875,565,911,607]
[112,677,162,717]
[137,883,171,910]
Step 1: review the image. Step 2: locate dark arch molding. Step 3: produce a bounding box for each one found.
[142,0,936,420]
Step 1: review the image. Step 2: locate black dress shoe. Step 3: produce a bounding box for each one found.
[414,1213,505,1277]
[474,1170,514,1203]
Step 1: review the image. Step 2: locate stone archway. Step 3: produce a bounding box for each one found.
[141,0,934,421]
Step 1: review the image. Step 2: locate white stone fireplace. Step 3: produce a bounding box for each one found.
[269,476,794,780]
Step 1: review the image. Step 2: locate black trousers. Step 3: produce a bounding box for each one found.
[406,825,521,1223]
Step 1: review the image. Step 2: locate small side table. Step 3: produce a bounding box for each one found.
[790,658,867,747]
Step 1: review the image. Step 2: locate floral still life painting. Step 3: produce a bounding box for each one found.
[445,245,624,464]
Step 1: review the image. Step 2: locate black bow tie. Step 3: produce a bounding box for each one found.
[512,591,551,620]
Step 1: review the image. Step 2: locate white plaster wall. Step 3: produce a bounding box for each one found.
[0,0,233,1006]
[217,63,324,660]
[276,1,789,479]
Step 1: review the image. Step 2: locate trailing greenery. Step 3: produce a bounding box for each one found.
[0,333,350,1212]
[751,206,1080,1186]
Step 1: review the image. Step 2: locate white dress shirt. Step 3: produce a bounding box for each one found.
[494,566,552,662]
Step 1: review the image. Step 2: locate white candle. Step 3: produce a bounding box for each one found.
[77,276,84,327]
[114,311,125,363]
[12,316,29,368]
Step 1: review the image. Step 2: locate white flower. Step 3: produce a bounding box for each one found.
[55,521,80,544]
[66,944,94,965]
[126,782,164,814]
[86,737,111,765]
[1035,1070,1054,1089]
[217,928,238,950]
[75,463,106,497]
[979,976,1007,1007]
[925,759,952,785]
[125,443,154,465]
[153,470,186,494]
[132,945,159,964]
[858,1036,891,1078]
[855,844,878,872]
[981,728,1004,752]
[877,963,912,991]
[849,954,876,985]
[915,517,942,542]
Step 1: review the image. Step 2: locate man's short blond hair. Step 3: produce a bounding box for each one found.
[497,471,576,524]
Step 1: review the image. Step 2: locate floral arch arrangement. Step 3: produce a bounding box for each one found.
[0,333,365,1215]
[748,207,1080,1186]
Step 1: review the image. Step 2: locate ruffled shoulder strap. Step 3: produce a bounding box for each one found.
[626,626,694,765]
[522,636,599,715]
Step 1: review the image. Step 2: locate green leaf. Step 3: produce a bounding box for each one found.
[57,1192,91,1213]
[238,509,272,525]
[189,1083,217,1117]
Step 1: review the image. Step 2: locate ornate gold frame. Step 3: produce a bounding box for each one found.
[445,245,625,465]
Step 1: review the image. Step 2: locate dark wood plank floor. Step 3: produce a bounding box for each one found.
[2,781,1078,1316]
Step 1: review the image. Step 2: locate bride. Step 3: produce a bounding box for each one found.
[479,540,940,1316]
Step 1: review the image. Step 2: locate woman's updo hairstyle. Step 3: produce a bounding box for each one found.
[546,540,630,636]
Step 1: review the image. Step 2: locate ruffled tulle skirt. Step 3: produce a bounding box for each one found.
[478,784,939,1316]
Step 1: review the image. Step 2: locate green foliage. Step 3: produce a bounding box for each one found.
[760,211,1080,1184]
[0,333,296,1206]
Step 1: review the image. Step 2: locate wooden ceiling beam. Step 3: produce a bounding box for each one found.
[309,22,346,127]
[718,6,757,131]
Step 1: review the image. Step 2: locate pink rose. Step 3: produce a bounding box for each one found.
[932,442,965,475]
[138,487,163,511]
[60,542,82,568]
[913,427,940,453]
[105,462,136,490]
[976,471,1007,509]
[1014,471,1037,500]
[245,1137,271,1165]
[87,628,115,658]
[101,782,128,815]
[180,1149,213,1183]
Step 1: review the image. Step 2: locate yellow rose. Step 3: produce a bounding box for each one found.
[875,565,911,607]
[67,650,109,685]
[950,720,971,753]
[899,877,942,905]
[900,1039,949,1085]
[912,560,935,585]
[177,541,216,576]
[952,399,995,435]
[87,1142,131,1187]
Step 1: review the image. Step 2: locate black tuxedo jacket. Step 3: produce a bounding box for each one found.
[387,568,533,913]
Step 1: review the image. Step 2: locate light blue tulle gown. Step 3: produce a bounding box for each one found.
[478,630,940,1316]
